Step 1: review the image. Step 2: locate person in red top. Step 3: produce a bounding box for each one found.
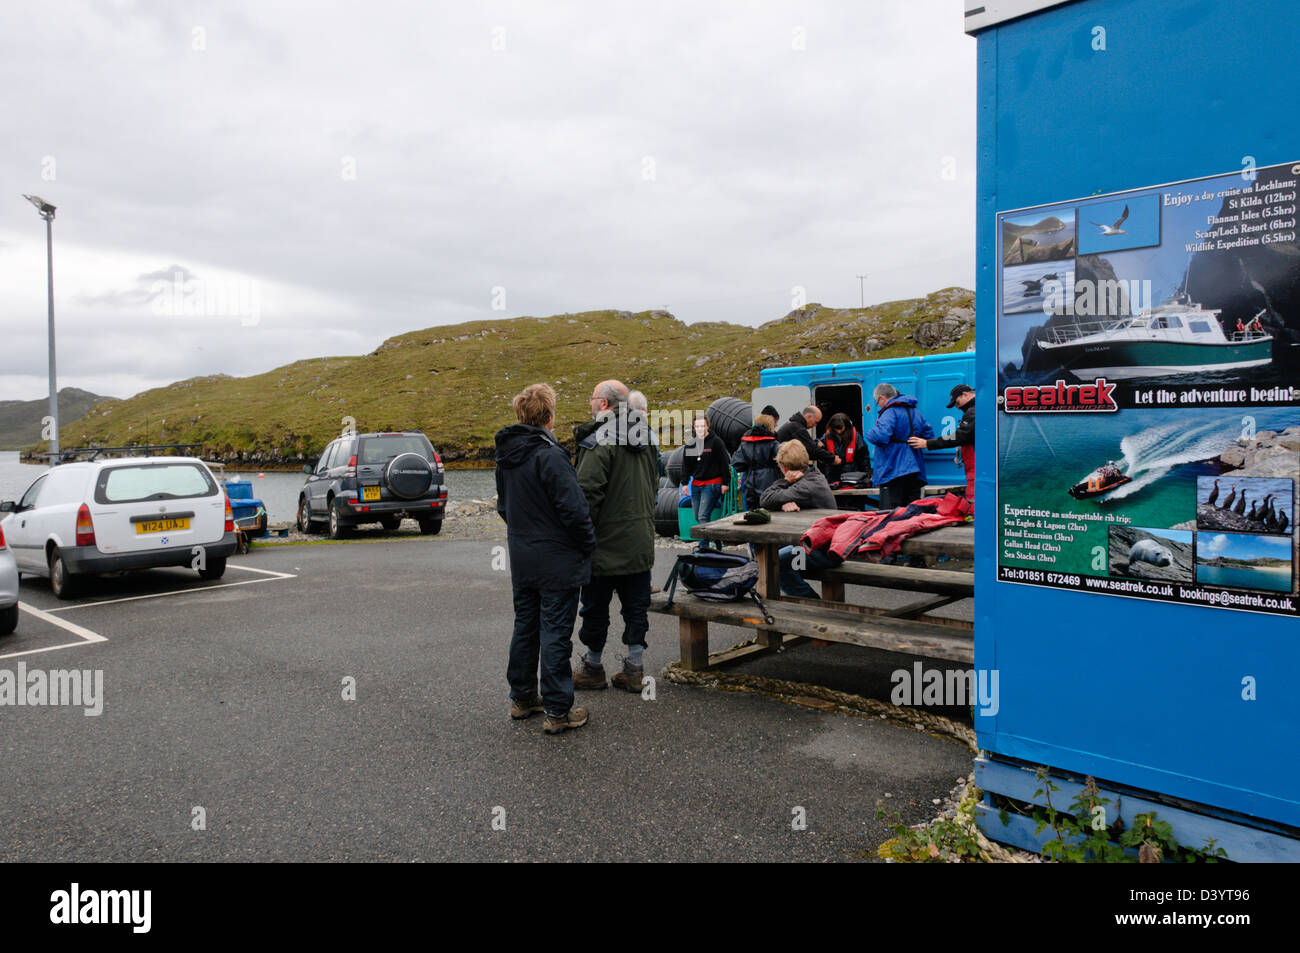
[819,413,871,484]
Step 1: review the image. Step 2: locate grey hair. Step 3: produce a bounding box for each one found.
[596,381,627,405]
[873,383,899,401]
[627,390,648,412]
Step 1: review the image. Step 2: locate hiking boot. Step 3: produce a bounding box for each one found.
[611,661,645,693]
[572,657,608,690]
[510,695,544,720]
[543,707,589,734]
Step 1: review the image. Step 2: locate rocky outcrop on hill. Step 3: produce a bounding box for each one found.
[1108,526,1194,582]
[914,306,974,349]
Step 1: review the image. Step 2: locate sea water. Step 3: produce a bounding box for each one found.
[1197,564,1294,592]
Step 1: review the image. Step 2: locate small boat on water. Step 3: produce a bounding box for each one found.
[1035,294,1272,380]
[1069,460,1131,499]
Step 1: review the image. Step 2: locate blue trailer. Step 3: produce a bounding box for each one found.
[756,350,975,488]
[970,0,1300,860]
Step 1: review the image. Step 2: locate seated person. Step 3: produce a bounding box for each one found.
[760,441,838,599]
[759,440,836,513]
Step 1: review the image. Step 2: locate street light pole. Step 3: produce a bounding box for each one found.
[24,194,58,465]
[856,274,867,309]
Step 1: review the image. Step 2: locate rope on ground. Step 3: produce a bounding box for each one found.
[956,774,1028,863]
[661,649,977,752]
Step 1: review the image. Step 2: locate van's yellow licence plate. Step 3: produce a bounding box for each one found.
[136,517,190,534]
[361,486,381,501]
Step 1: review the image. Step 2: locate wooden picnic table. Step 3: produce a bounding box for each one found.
[689,508,973,600]
[649,507,975,670]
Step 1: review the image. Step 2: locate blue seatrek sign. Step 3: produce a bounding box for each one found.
[996,161,1300,616]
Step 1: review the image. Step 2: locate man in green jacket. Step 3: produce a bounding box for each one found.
[572,379,659,692]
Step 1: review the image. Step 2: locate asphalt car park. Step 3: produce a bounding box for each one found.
[0,539,971,862]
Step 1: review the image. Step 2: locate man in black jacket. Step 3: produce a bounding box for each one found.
[495,383,597,734]
[776,406,838,472]
[909,384,975,504]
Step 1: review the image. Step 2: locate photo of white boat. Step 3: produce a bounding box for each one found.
[1034,293,1272,380]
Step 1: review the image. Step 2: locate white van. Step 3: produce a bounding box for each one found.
[0,456,237,599]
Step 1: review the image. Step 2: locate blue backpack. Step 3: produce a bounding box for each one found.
[663,551,774,624]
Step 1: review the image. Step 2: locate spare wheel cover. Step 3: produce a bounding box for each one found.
[386,452,434,499]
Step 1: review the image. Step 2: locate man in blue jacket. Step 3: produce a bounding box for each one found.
[864,383,936,510]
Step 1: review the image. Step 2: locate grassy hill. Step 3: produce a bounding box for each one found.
[0,387,113,450]
[37,288,974,465]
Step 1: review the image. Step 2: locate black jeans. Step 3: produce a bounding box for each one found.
[879,474,926,567]
[508,586,580,716]
[578,570,651,654]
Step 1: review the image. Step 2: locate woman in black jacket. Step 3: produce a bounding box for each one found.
[681,415,731,551]
[731,413,781,510]
[494,383,597,734]
[820,412,871,485]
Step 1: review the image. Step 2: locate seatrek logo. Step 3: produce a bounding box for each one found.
[891,663,999,716]
[50,883,151,933]
[1002,378,1118,413]
[0,663,103,716]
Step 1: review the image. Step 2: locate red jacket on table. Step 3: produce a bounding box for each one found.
[799,493,972,561]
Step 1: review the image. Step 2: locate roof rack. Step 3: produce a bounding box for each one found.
[55,444,203,463]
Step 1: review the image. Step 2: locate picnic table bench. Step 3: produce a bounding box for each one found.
[649,507,974,671]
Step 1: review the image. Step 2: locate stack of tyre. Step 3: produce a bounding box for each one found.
[653,397,751,537]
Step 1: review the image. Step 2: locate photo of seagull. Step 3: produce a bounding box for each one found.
[1077,193,1159,255]
[1091,204,1130,236]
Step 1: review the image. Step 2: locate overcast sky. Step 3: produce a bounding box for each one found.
[0,0,976,402]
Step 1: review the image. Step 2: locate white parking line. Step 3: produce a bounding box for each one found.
[0,603,108,660]
[42,563,297,613]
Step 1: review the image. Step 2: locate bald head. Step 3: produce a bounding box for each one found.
[590,379,629,415]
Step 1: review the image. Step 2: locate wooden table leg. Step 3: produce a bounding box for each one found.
[755,543,780,600]
[753,543,786,651]
[679,618,710,671]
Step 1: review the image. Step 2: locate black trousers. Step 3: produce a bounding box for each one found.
[578,570,652,653]
[508,586,579,716]
[880,473,924,510]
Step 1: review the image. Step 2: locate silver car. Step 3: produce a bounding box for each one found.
[0,518,18,635]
